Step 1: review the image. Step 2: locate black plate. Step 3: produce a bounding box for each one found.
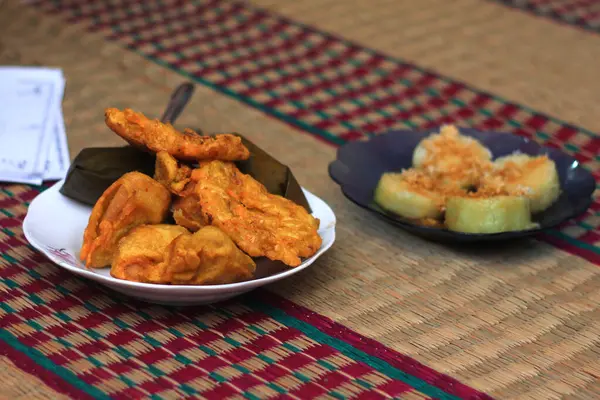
[328,128,596,243]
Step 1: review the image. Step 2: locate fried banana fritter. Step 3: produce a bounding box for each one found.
[154,151,192,195]
[111,224,189,282]
[80,172,171,268]
[188,160,322,267]
[111,225,255,285]
[105,108,250,161]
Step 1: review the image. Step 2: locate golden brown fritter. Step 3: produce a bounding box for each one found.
[172,193,207,232]
[164,226,256,285]
[154,151,192,195]
[111,224,189,282]
[111,225,255,285]
[80,172,171,268]
[105,108,250,162]
[189,160,322,267]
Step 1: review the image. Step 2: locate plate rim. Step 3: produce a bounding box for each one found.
[23,180,336,292]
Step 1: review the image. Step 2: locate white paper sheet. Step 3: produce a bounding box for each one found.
[0,66,69,185]
[44,109,71,180]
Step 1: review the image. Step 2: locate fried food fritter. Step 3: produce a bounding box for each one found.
[111,224,189,282]
[154,151,192,195]
[111,225,255,285]
[165,226,256,285]
[105,108,250,162]
[188,160,322,267]
[413,124,492,188]
[80,172,171,268]
[172,193,207,232]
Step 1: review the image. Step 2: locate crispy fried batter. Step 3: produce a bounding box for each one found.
[165,226,256,285]
[172,193,207,231]
[154,151,192,195]
[80,172,171,268]
[189,160,322,267]
[111,225,255,285]
[105,108,250,161]
[111,224,189,282]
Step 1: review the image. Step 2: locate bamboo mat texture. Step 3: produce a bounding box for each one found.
[1,0,599,399]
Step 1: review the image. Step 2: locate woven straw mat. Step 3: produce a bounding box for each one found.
[1,0,600,399]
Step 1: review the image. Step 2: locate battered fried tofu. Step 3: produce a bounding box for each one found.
[111,225,255,285]
[189,160,322,267]
[154,151,192,195]
[111,224,189,282]
[80,172,171,268]
[105,108,250,162]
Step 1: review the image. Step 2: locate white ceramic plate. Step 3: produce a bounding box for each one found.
[23,180,336,306]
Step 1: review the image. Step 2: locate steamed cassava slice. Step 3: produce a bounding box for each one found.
[486,153,560,213]
[373,170,447,220]
[412,124,492,189]
[445,195,538,234]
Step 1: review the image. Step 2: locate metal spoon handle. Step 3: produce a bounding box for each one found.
[160,82,195,124]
